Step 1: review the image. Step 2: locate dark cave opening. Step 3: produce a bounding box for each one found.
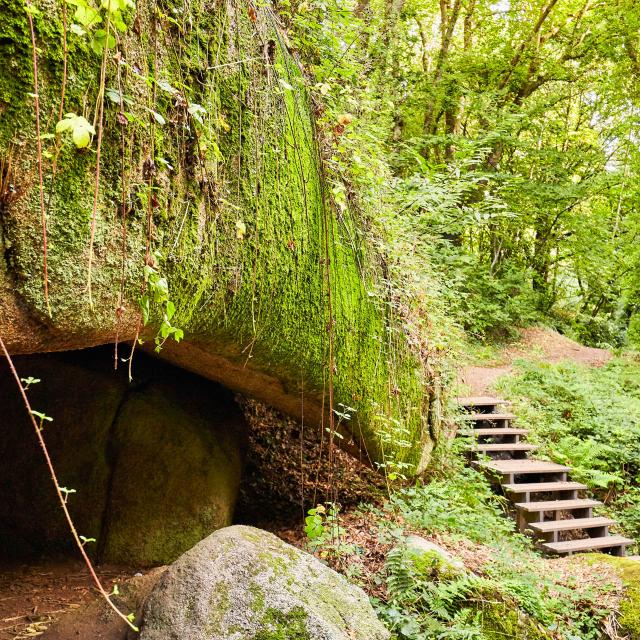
[0,345,248,566]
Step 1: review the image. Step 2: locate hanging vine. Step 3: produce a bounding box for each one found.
[0,334,138,632]
[25,2,51,317]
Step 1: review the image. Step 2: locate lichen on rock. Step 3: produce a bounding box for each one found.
[139,525,390,640]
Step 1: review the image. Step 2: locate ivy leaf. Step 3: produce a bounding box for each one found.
[139,295,150,325]
[157,79,178,95]
[152,111,166,125]
[73,3,101,28]
[187,102,206,125]
[145,108,166,125]
[72,126,91,148]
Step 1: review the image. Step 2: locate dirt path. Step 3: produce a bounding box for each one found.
[460,327,612,396]
[0,561,134,640]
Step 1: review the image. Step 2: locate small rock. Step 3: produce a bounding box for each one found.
[403,535,466,575]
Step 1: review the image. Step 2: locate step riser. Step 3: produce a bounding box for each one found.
[541,526,610,544]
[467,418,514,426]
[500,471,568,485]
[513,489,579,503]
[485,450,530,460]
[471,444,537,453]
[476,435,521,444]
[517,507,594,532]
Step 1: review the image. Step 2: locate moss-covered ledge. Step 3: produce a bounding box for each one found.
[0,0,436,471]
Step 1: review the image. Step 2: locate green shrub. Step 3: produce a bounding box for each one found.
[369,465,616,640]
[573,314,626,349]
[628,314,640,348]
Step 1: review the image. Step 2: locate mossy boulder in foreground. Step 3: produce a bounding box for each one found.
[139,525,390,640]
[0,0,437,471]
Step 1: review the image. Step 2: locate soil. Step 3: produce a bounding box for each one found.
[460,327,612,395]
[0,561,135,640]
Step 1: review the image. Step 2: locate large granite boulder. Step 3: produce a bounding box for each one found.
[0,347,246,565]
[139,525,390,640]
[0,0,437,472]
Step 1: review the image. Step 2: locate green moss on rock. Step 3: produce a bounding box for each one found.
[0,0,436,471]
[253,607,311,640]
[479,603,553,640]
[140,525,389,640]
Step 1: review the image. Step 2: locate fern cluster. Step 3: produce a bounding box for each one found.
[365,466,617,639]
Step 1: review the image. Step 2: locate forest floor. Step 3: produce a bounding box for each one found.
[0,562,133,640]
[0,327,615,639]
[460,327,612,395]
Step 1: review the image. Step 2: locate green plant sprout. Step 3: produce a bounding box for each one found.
[21,376,41,390]
[55,113,96,148]
[139,251,184,352]
[58,486,77,503]
[30,410,53,431]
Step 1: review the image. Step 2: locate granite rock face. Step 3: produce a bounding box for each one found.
[0,0,435,471]
[0,348,246,565]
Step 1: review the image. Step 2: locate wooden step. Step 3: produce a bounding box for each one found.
[479,460,571,475]
[529,516,614,533]
[541,535,634,555]
[457,396,509,408]
[515,498,601,513]
[469,428,529,436]
[503,481,587,494]
[461,413,517,421]
[471,443,537,453]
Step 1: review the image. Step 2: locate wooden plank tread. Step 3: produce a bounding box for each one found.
[529,517,614,533]
[515,498,601,513]
[541,535,634,554]
[457,396,510,407]
[461,413,517,421]
[468,428,529,436]
[503,481,587,493]
[471,443,537,452]
[479,460,571,474]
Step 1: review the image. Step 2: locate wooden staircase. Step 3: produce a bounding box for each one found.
[457,396,633,557]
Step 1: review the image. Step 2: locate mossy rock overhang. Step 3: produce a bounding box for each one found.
[0,0,434,471]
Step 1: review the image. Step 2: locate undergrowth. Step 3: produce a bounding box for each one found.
[311,451,622,640]
[496,355,640,551]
